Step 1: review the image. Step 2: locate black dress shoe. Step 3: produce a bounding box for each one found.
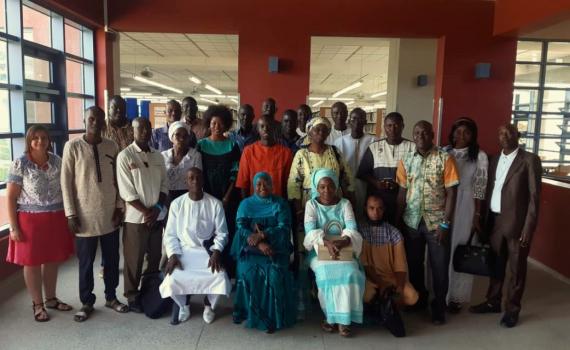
[500,312,519,328]
[447,302,463,314]
[128,301,144,313]
[431,311,446,326]
[469,301,501,314]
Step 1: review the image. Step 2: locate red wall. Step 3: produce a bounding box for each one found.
[494,0,570,35]
[107,0,510,115]
[530,182,570,278]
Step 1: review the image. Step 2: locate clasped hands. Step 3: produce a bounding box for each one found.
[323,237,351,260]
[247,224,273,257]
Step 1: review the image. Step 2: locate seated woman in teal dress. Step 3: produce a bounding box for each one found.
[231,172,296,333]
[304,168,365,337]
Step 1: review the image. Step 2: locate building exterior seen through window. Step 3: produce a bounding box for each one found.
[0,0,95,231]
[513,40,570,179]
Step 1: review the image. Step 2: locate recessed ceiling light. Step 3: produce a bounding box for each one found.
[204,84,222,95]
[332,81,362,98]
[133,75,183,94]
[370,91,387,98]
[189,76,202,84]
[312,100,324,108]
[200,97,218,104]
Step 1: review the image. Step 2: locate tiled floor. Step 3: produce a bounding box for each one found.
[0,257,568,350]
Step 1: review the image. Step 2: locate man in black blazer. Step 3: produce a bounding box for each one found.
[470,124,542,328]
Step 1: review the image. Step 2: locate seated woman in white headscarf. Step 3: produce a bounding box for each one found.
[161,121,202,201]
[304,168,365,337]
[159,167,231,325]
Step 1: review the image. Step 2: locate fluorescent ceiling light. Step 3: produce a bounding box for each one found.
[200,94,225,98]
[226,95,238,99]
[230,98,239,104]
[309,97,327,101]
[189,76,202,84]
[198,105,208,111]
[370,91,387,98]
[120,87,131,92]
[333,98,355,102]
[204,84,222,95]
[133,75,183,94]
[200,97,218,104]
[346,101,354,106]
[332,81,362,98]
[312,100,324,108]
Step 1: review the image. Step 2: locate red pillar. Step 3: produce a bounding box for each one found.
[238,26,310,119]
[95,29,117,108]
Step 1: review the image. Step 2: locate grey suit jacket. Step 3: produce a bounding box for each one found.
[485,149,542,240]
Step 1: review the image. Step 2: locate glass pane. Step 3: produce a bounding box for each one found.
[512,89,539,111]
[539,117,567,137]
[512,112,536,135]
[66,59,83,93]
[67,97,84,130]
[65,23,82,57]
[520,137,534,152]
[542,90,570,113]
[547,42,570,64]
[0,0,5,33]
[544,65,570,89]
[24,56,51,82]
[26,100,53,123]
[538,138,570,166]
[0,138,10,183]
[0,89,9,132]
[0,40,7,83]
[517,41,542,62]
[514,64,541,87]
[22,5,51,47]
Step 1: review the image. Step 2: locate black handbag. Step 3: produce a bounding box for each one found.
[379,287,405,338]
[453,230,494,277]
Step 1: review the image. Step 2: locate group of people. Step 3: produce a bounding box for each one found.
[5,94,542,337]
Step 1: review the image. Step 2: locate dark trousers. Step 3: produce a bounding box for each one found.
[76,230,120,305]
[123,222,163,302]
[485,213,530,314]
[403,219,450,313]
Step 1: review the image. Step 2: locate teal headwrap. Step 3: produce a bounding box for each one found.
[310,168,339,199]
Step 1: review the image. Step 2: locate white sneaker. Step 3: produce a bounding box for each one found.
[203,305,215,324]
[179,305,191,322]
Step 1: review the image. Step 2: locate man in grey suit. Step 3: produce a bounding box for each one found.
[470,124,542,328]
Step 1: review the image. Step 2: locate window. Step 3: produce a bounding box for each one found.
[513,40,570,179]
[0,1,96,233]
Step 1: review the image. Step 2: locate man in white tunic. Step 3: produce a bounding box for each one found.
[160,167,231,325]
[334,107,377,221]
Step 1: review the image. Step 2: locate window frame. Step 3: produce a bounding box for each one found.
[0,0,96,236]
[513,39,570,182]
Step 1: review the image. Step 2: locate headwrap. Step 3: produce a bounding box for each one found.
[306,116,331,133]
[168,121,189,142]
[236,172,280,219]
[310,168,339,199]
[253,171,273,192]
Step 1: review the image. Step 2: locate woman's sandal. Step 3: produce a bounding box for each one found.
[74,304,94,322]
[105,299,129,313]
[338,325,352,337]
[45,297,73,311]
[33,302,50,322]
[321,320,337,333]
